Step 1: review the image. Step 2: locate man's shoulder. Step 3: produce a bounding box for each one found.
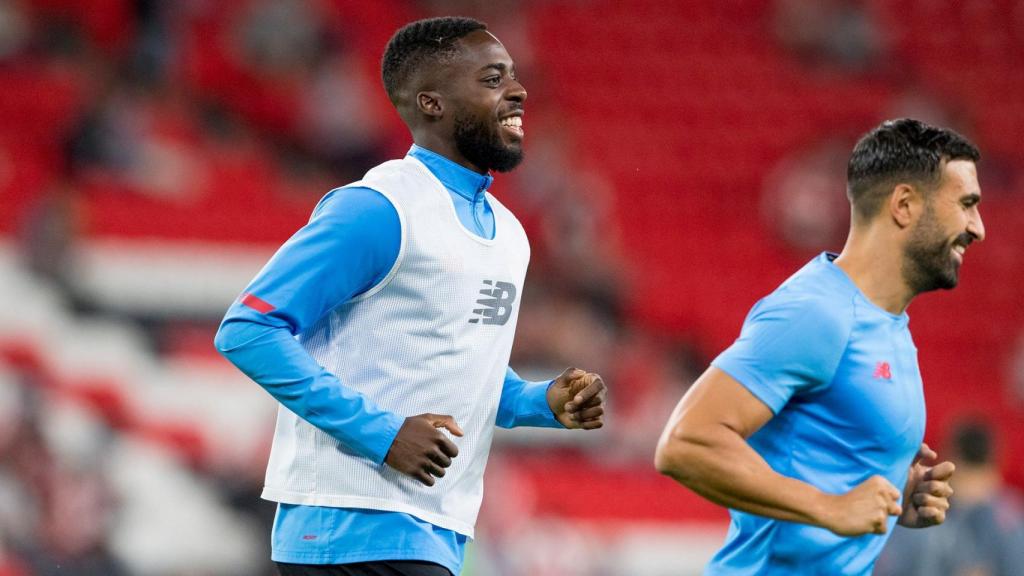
[352,157,447,204]
[749,258,857,339]
[362,156,432,183]
[311,185,400,224]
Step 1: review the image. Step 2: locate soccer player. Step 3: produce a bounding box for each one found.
[214,17,607,576]
[654,118,985,575]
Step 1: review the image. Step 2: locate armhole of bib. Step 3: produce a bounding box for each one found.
[349,186,407,303]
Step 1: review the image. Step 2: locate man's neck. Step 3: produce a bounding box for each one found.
[833,225,914,315]
[412,133,486,174]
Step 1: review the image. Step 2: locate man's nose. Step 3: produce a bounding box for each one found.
[968,211,985,242]
[506,79,527,103]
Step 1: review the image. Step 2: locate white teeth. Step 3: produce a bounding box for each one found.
[500,116,522,127]
[953,246,965,255]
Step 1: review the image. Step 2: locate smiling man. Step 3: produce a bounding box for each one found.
[215,17,607,576]
[655,118,985,575]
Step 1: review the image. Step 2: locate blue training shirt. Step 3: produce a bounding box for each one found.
[215,145,561,574]
[707,252,926,576]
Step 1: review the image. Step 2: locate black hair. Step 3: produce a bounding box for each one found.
[381,17,487,105]
[847,118,980,220]
[950,419,993,466]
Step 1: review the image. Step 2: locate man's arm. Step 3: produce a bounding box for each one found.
[496,367,560,428]
[496,367,606,429]
[216,319,404,462]
[654,366,902,536]
[215,187,461,484]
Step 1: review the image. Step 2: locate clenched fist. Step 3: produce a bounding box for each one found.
[899,443,955,529]
[823,475,902,536]
[547,367,607,429]
[385,413,463,486]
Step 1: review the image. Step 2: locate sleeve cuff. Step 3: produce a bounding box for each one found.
[514,379,561,428]
[361,411,406,465]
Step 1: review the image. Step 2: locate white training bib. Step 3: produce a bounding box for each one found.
[261,157,530,537]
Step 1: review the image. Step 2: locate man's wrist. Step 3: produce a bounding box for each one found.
[806,488,837,530]
[369,412,406,465]
[514,379,560,428]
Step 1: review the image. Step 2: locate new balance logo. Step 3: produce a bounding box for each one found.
[873,361,892,380]
[469,280,517,325]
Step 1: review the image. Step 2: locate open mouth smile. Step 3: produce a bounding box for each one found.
[499,114,523,138]
[951,244,966,263]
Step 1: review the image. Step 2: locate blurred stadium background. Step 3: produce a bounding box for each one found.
[1,0,1022,575]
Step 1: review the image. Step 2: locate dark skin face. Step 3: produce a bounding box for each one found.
[407,29,527,174]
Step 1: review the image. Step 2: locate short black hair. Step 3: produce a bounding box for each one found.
[950,419,993,466]
[381,17,487,106]
[847,118,980,220]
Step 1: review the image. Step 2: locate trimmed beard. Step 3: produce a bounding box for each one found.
[452,108,524,173]
[902,203,962,294]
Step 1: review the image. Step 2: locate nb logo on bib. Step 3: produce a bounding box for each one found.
[469,280,517,325]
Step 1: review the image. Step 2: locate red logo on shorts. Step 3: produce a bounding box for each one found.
[873,361,892,380]
[302,534,317,541]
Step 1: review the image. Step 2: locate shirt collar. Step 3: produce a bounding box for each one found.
[408,144,493,201]
[820,252,909,323]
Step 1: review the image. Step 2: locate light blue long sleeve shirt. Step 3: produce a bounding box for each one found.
[215,145,560,574]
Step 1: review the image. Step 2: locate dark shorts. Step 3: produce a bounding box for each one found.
[276,561,453,576]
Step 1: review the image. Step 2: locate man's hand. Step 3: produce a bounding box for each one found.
[821,475,903,536]
[898,443,955,528]
[384,413,463,486]
[547,367,607,429]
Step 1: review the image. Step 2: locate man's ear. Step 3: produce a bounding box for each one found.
[417,91,444,119]
[888,183,921,229]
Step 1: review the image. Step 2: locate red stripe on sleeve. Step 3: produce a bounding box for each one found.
[241,293,276,314]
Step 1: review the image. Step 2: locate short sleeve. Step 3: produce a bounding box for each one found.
[711,294,852,414]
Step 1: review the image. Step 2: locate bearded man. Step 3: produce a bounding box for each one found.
[655,118,985,575]
[216,17,607,576]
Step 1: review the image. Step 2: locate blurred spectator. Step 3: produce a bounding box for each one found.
[0,0,29,60]
[0,381,127,576]
[233,0,324,78]
[875,420,1024,576]
[509,130,627,311]
[220,0,388,180]
[131,0,176,86]
[773,0,885,73]
[69,82,210,201]
[760,139,850,254]
[18,181,84,293]
[298,51,388,180]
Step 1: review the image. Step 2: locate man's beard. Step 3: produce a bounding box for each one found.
[902,203,967,294]
[453,109,523,173]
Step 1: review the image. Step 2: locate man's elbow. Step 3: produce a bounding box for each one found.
[654,431,700,483]
[213,320,239,357]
